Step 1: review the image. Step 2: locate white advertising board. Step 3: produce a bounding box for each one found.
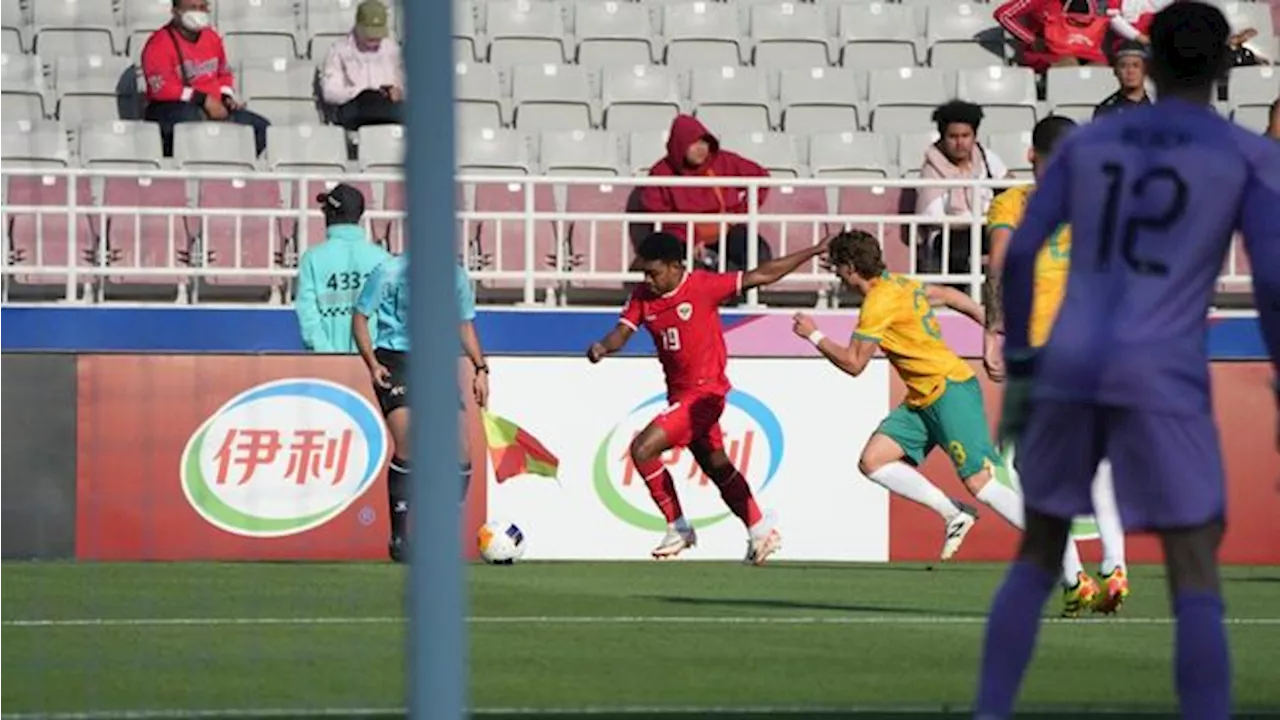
[484,357,891,561]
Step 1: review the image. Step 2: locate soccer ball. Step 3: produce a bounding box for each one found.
[477,520,526,565]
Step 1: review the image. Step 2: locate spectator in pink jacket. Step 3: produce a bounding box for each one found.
[320,0,404,130]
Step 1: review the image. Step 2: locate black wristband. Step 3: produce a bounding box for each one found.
[474,363,489,374]
[191,90,208,107]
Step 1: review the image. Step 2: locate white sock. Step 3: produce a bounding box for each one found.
[975,480,1025,528]
[1091,461,1127,573]
[1061,540,1085,588]
[672,516,692,534]
[868,462,960,521]
[748,509,776,541]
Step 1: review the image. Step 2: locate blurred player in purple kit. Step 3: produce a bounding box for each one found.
[976,3,1280,719]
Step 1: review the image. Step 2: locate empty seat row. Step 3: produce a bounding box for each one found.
[1,120,406,172]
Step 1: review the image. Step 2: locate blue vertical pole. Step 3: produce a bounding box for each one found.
[402,0,465,717]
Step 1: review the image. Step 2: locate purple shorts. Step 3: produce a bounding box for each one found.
[1017,401,1226,532]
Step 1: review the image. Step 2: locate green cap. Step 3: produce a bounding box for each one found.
[355,0,389,39]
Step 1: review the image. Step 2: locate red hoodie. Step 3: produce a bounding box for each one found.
[141,24,237,104]
[640,115,769,245]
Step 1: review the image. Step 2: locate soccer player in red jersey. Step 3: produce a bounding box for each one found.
[587,231,829,564]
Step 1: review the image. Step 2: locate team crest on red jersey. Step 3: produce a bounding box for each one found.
[676,302,693,322]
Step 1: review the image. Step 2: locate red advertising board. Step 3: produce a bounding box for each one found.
[76,355,487,561]
[888,362,1280,565]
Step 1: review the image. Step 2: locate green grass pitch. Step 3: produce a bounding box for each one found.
[3,562,1279,719]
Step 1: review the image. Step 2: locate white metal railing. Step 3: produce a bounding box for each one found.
[0,167,1255,306]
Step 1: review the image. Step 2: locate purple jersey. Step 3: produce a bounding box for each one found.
[1002,99,1280,415]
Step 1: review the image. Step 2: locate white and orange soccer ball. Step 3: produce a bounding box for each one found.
[477,520,526,565]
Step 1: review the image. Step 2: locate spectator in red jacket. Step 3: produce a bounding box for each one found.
[994,0,1105,73]
[639,114,772,271]
[141,0,270,157]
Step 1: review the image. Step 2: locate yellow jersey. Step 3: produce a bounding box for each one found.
[855,272,974,408]
[985,184,1071,348]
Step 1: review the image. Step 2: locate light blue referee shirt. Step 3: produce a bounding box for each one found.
[355,256,477,352]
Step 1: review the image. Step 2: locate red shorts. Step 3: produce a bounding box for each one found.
[652,392,726,451]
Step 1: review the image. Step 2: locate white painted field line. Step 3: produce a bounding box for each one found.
[4,615,1280,628]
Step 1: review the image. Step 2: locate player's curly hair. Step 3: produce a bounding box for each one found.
[636,231,685,264]
[827,230,885,280]
[1149,1,1229,89]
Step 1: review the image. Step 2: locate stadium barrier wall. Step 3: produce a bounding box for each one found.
[1,354,79,560]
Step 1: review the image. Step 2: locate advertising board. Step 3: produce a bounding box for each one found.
[75,355,488,561]
[483,357,892,561]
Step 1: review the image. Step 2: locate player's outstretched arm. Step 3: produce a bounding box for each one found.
[741,238,831,290]
[925,284,985,327]
[587,323,635,364]
[1239,147,1280,442]
[792,312,877,377]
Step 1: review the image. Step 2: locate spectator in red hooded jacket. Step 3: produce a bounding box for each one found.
[639,114,773,271]
[141,0,270,158]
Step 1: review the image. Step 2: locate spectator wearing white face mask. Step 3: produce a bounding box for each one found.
[320,0,405,131]
[140,0,270,156]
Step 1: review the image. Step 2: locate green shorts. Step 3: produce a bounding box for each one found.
[876,377,998,479]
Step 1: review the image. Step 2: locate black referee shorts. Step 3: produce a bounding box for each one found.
[372,348,466,416]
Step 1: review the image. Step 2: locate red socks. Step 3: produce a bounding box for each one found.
[635,456,762,529]
[635,456,682,523]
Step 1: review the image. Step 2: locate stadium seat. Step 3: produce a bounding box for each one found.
[1232,104,1271,133]
[807,131,891,178]
[193,178,287,294]
[834,185,911,274]
[868,67,949,132]
[307,0,359,35]
[563,181,630,289]
[0,2,25,54]
[750,2,831,69]
[471,180,560,290]
[457,126,530,174]
[984,131,1033,175]
[574,0,655,68]
[1,119,70,168]
[32,0,118,59]
[54,55,142,127]
[96,176,191,290]
[357,124,405,172]
[1,53,47,121]
[1228,65,1278,108]
[627,129,668,173]
[779,67,864,134]
[538,129,621,176]
[838,3,919,69]
[5,174,95,290]
[455,61,507,129]
[718,131,801,178]
[124,0,173,59]
[485,0,568,66]
[924,4,1004,68]
[601,65,681,133]
[511,63,595,131]
[895,130,939,176]
[265,124,347,173]
[1046,66,1116,117]
[174,123,259,171]
[758,185,831,280]
[955,66,1038,134]
[241,58,321,126]
[78,120,164,169]
[690,66,772,133]
[454,0,479,63]
[218,0,301,62]
[662,1,744,69]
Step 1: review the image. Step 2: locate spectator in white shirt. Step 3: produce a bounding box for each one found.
[914,101,1010,276]
[1108,0,1173,46]
[320,0,405,130]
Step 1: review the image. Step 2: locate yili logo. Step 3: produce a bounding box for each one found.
[181,379,389,538]
[592,389,784,531]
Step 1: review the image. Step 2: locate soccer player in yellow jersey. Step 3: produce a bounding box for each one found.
[793,230,1032,561]
[984,115,1131,616]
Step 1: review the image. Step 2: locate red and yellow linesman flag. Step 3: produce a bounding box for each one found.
[481,410,560,484]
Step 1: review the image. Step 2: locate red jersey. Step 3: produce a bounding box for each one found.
[141,25,237,104]
[619,270,742,398]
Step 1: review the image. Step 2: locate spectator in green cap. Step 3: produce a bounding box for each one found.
[320,0,405,131]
